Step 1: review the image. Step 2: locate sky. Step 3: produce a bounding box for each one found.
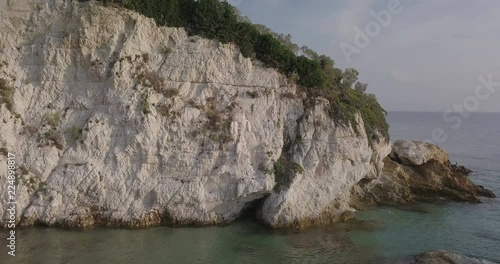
[235,0,500,112]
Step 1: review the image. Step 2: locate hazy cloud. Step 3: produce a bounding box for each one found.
[238,0,500,112]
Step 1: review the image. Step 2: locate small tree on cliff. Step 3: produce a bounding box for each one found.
[342,68,359,89]
[354,82,368,93]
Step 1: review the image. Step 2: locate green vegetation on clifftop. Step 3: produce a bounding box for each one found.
[94,0,389,139]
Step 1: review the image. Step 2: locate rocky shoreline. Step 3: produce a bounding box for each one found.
[350,140,496,210]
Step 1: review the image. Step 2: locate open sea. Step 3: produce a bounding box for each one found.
[1,112,499,263]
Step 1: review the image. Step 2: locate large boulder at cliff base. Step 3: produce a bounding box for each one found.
[390,140,449,166]
[351,140,496,208]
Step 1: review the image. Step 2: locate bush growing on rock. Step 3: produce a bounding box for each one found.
[65,125,83,142]
[44,112,61,127]
[354,82,368,93]
[0,78,15,113]
[164,89,179,98]
[0,147,7,157]
[246,91,260,99]
[140,92,151,114]
[42,130,64,150]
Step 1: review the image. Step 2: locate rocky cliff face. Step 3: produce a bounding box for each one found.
[0,0,390,228]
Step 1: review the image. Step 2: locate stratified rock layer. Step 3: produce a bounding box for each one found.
[351,140,496,208]
[0,0,389,228]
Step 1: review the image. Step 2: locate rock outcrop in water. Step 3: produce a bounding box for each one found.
[0,0,390,228]
[398,250,496,264]
[350,140,496,208]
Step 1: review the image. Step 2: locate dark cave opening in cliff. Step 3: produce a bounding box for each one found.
[235,195,269,225]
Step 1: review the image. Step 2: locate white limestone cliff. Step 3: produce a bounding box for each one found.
[0,0,390,228]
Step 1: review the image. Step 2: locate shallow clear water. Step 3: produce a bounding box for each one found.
[1,112,499,263]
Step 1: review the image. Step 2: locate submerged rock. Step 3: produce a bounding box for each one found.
[401,250,496,264]
[351,140,496,208]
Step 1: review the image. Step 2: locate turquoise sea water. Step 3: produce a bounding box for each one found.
[1,112,499,263]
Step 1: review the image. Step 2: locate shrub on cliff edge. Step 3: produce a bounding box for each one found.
[0,78,15,113]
